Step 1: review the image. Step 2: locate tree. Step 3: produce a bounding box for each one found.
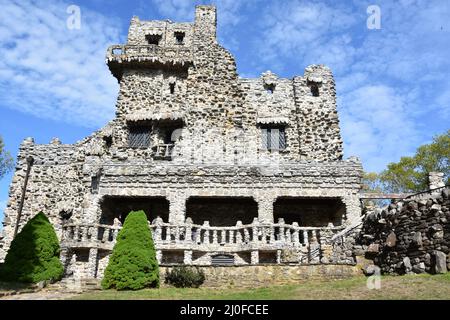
[0,135,14,179]
[101,210,159,290]
[367,130,449,193]
[0,212,64,283]
[361,172,389,207]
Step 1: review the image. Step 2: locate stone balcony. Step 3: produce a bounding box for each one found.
[60,219,346,265]
[106,44,194,80]
[153,144,174,160]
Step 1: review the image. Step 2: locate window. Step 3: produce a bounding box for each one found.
[174,32,185,45]
[310,84,319,97]
[128,126,151,148]
[146,34,161,45]
[169,82,175,94]
[264,83,275,94]
[212,254,235,266]
[261,127,286,151]
[91,175,100,194]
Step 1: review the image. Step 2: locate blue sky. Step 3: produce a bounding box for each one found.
[0,0,449,226]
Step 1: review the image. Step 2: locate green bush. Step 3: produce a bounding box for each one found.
[101,210,159,290]
[165,266,205,288]
[0,212,64,283]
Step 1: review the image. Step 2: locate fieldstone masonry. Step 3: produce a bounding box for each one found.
[0,5,366,281]
[359,174,449,274]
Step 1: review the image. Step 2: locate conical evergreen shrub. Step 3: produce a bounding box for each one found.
[101,210,159,290]
[0,212,64,283]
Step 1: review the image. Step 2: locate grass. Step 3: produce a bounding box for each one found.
[71,273,450,300]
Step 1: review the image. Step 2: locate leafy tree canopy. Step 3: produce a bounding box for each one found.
[364,130,449,193]
[0,135,14,179]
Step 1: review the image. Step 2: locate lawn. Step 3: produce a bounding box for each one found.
[72,273,450,300]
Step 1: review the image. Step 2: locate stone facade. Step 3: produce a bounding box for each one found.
[0,5,364,280]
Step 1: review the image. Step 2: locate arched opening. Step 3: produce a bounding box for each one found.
[186,197,258,226]
[99,196,170,225]
[273,197,345,227]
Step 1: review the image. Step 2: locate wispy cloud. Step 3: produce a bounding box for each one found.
[339,85,421,172]
[254,0,450,172]
[0,0,121,128]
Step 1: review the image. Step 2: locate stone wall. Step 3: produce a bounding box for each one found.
[359,187,450,274]
[159,265,362,288]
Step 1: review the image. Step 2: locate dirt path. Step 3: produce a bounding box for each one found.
[0,291,79,300]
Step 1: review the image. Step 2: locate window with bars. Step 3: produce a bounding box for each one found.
[261,127,286,151]
[211,254,235,266]
[128,126,151,148]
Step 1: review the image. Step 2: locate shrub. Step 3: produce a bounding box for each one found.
[0,212,64,283]
[101,210,159,290]
[165,266,205,288]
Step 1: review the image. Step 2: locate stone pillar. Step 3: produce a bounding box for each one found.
[276,250,282,264]
[184,250,193,265]
[168,193,187,224]
[87,248,98,278]
[256,196,276,223]
[429,172,445,190]
[156,250,162,265]
[342,195,362,226]
[251,250,259,265]
[60,247,69,274]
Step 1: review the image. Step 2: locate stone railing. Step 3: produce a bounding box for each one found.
[61,223,121,250]
[61,220,344,254]
[106,44,193,67]
[153,144,174,160]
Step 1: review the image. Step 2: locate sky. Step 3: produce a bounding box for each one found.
[0,0,449,227]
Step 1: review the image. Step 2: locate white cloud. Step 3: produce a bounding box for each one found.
[254,0,450,172]
[339,85,421,172]
[256,0,358,73]
[0,0,121,128]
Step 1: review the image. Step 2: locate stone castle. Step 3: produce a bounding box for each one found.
[0,5,366,280]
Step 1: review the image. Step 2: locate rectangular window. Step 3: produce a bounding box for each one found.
[174,32,185,45]
[128,126,151,148]
[146,34,161,45]
[91,175,100,194]
[261,127,286,151]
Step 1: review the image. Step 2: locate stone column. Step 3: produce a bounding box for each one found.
[429,172,445,190]
[256,196,276,223]
[184,250,193,265]
[168,193,187,224]
[156,250,162,264]
[251,250,259,265]
[341,195,362,226]
[87,248,98,278]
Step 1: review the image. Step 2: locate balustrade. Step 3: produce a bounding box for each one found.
[61,220,344,258]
